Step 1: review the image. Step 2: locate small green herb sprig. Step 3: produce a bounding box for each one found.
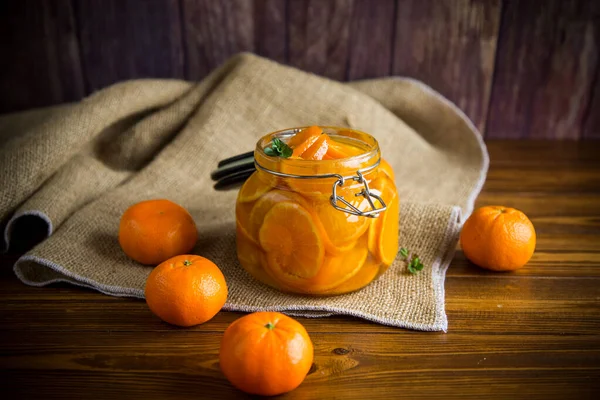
[264,138,293,158]
[399,247,424,274]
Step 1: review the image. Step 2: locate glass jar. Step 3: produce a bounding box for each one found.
[235,127,399,295]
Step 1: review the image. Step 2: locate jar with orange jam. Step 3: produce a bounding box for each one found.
[235,126,399,295]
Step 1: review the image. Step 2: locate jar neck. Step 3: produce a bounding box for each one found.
[254,127,381,179]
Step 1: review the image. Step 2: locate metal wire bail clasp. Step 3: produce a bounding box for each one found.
[330,170,387,218]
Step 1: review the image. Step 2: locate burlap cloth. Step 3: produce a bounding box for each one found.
[0,53,487,331]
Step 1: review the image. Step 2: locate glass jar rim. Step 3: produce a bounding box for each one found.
[254,126,381,178]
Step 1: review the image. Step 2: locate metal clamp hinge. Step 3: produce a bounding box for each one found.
[330,171,387,218]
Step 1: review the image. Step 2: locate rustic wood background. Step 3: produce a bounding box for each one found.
[1,0,598,139]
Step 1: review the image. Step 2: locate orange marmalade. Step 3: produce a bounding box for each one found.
[235,126,399,295]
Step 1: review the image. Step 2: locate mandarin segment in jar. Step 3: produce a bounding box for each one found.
[378,158,395,181]
[235,126,399,295]
[236,223,264,274]
[236,224,285,289]
[311,193,370,253]
[236,200,257,245]
[238,171,271,203]
[368,178,400,266]
[249,189,311,238]
[322,253,382,295]
[259,202,325,281]
[298,236,369,294]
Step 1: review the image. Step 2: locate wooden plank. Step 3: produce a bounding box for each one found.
[346,0,395,80]
[392,0,501,133]
[474,193,600,235]
[181,0,255,80]
[450,249,600,278]
[1,276,599,335]
[2,369,598,399]
[0,332,598,399]
[1,331,599,373]
[583,65,600,139]
[1,299,599,335]
[3,330,599,356]
[74,0,184,92]
[476,193,600,218]
[0,0,84,113]
[483,167,600,193]
[486,141,600,167]
[486,0,600,139]
[288,0,354,81]
[254,0,287,63]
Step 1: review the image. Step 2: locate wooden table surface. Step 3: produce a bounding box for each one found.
[1,141,599,399]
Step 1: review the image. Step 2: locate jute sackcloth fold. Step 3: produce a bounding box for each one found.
[0,53,488,331]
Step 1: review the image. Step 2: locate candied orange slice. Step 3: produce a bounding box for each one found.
[249,189,309,238]
[312,194,371,251]
[301,134,329,160]
[236,201,258,245]
[379,158,395,181]
[247,188,353,256]
[323,252,381,294]
[237,228,284,288]
[236,224,264,271]
[325,142,351,159]
[292,136,320,157]
[288,125,323,148]
[300,238,368,294]
[322,237,357,256]
[238,172,271,203]
[259,202,325,282]
[325,139,363,158]
[368,188,399,266]
[280,163,331,194]
[257,252,302,293]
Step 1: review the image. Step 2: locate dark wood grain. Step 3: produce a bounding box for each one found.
[346,0,395,80]
[288,0,354,81]
[1,0,598,142]
[483,167,600,193]
[182,0,255,80]
[74,0,184,92]
[254,0,288,63]
[1,331,599,399]
[486,0,600,139]
[392,0,501,133]
[1,274,599,336]
[1,141,600,398]
[0,0,84,113]
[2,369,598,400]
[486,141,600,166]
[584,64,600,139]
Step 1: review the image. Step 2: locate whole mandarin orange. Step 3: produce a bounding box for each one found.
[144,255,227,327]
[119,199,197,265]
[460,206,536,271]
[219,311,314,396]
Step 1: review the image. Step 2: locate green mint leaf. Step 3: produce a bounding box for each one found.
[264,147,275,156]
[403,250,425,274]
[281,145,293,158]
[265,138,292,158]
[399,248,409,259]
[272,138,283,151]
